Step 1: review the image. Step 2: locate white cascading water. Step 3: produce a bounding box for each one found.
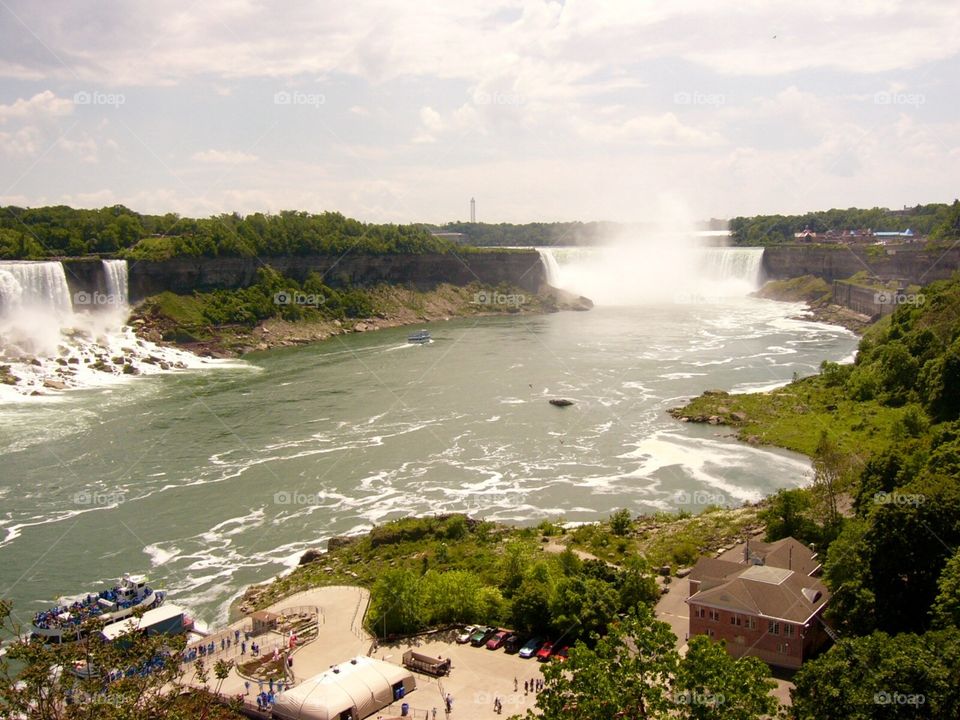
[102,258,129,306]
[0,259,220,398]
[538,236,764,305]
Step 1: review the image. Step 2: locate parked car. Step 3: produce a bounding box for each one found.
[469,626,496,646]
[503,634,523,654]
[554,646,569,662]
[519,637,543,659]
[486,630,510,650]
[456,625,478,644]
[536,641,555,662]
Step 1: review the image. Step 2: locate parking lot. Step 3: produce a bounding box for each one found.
[374,629,550,720]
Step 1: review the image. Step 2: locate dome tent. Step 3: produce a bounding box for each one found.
[271,656,416,720]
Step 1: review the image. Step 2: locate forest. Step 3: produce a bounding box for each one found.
[0,205,455,259]
[729,202,957,245]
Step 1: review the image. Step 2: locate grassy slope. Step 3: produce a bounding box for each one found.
[670,375,905,459]
[241,507,768,615]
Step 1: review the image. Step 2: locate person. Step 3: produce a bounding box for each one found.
[446,693,453,712]
[244,680,250,695]
[241,641,246,655]
[514,677,518,692]
[432,707,437,720]
[287,655,293,668]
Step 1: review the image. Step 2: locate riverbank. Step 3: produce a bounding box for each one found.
[753,275,873,334]
[132,282,593,357]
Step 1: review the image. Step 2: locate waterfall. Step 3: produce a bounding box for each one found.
[102,259,129,306]
[538,249,563,286]
[697,247,765,287]
[0,258,208,398]
[536,244,765,305]
[0,261,73,317]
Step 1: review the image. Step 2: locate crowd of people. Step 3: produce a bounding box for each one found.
[33,584,154,630]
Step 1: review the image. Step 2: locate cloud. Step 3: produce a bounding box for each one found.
[0,90,73,122]
[191,149,259,164]
[574,112,725,148]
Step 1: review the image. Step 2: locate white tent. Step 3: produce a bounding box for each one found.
[271,656,416,720]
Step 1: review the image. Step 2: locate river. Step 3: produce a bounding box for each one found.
[0,247,857,629]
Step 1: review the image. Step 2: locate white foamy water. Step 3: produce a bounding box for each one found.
[0,259,247,400]
[0,247,857,628]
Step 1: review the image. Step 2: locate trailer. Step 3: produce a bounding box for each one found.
[402,649,451,677]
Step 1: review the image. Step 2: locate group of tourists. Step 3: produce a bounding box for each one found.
[33,585,138,629]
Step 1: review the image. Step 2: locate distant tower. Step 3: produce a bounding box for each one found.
[470,197,476,223]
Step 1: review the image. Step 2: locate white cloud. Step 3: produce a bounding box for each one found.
[574,112,725,148]
[191,149,259,164]
[0,90,73,122]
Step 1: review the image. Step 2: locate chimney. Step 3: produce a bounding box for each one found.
[789,546,793,571]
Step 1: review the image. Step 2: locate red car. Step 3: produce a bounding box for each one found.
[485,630,510,650]
[554,646,569,662]
[536,640,554,661]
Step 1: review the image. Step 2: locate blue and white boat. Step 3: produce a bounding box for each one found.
[31,574,165,643]
[407,329,431,344]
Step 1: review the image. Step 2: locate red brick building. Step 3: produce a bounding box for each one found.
[686,537,832,669]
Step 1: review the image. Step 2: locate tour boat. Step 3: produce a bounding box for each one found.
[31,574,165,643]
[407,329,431,344]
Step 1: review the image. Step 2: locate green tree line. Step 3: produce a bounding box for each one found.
[0,205,455,259]
[729,201,957,245]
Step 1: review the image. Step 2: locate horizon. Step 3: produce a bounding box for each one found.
[1,1,958,224]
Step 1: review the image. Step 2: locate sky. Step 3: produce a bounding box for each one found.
[0,0,958,224]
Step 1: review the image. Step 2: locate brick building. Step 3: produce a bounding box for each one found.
[686,537,833,669]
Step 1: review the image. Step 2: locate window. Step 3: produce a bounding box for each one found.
[694,606,705,619]
[734,635,745,645]
[777,642,790,654]
[730,614,742,626]
[784,624,795,638]
[709,609,720,622]
[707,629,715,638]
[748,617,757,630]
[768,621,780,636]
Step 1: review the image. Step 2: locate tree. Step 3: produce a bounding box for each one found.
[617,555,660,611]
[791,629,960,720]
[674,636,778,720]
[527,606,779,720]
[812,432,849,532]
[931,548,960,629]
[500,539,536,594]
[0,601,242,719]
[760,488,819,544]
[609,508,633,536]
[548,577,619,641]
[529,607,679,720]
[822,518,876,635]
[368,568,425,636]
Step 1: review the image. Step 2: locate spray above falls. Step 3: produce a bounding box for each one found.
[538,236,764,306]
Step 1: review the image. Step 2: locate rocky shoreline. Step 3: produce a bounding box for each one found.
[753,276,873,334]
[132,284,593,358]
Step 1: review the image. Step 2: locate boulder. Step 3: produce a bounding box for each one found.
[731,411,748,422]
[326,535,359,552]
[298,548,325,565]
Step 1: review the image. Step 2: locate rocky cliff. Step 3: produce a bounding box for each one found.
[762,244,960,285]
[126,251,546,302]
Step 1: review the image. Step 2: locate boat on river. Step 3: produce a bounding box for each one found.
[31,574,165,643]
[407,329,431,344]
